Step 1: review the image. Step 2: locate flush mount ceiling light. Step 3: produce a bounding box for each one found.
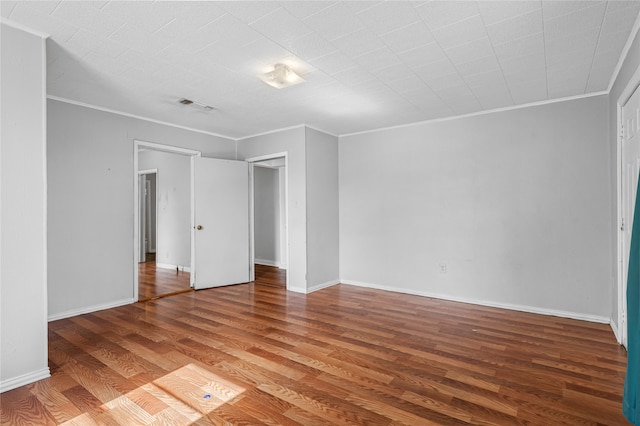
[259,63,305,89]
[178,98,214,111]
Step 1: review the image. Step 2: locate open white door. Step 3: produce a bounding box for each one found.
[193,157,249,290]
[621,83,640,347]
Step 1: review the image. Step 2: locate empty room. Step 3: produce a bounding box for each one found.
[2,0,640,424]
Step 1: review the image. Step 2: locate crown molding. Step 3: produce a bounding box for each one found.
[46,95,235,141]
[607,10,640,93]
[236,124,306,141]
[1,17,49,38]
[339,91,609,138]
[304,125,338,138]
[237,124,337,141]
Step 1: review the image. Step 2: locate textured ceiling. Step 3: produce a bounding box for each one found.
[2,1,639,138]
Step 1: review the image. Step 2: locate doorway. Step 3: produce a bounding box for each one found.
[138,170,157,263]
[134,141,201,301]
[247,153,289,289]
[134,143,291,297]
[617,66,640,348]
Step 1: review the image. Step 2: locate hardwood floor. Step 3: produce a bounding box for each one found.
[138,260,284,302]
[1,282,629,425]
[254,264,286,287]
[138,255,191,302]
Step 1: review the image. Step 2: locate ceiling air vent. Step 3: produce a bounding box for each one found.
[178,98,214,111]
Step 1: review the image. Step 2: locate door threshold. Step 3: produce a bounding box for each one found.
[138,288,193,303]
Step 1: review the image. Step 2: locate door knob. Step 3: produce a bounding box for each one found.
[196,225,203,230]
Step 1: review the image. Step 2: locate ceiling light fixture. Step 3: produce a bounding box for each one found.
[259,63,305,89]
[178,98,214,111]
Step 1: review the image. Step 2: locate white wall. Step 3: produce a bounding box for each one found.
[305,128,340,290]
[340,96,612,320]
[139,150,190,269]
[0,23,50,391]
[254,166,280,266]
[237,127,308,292]
[610,28,640,331]
[47,99,235,319]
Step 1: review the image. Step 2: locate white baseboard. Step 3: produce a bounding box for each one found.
[255,258,278,267]
[610,318,621,344]
[156,262,191,272]
[255,259,287,269]
[307,279,340,294]
[0,368,51,393]
[340,279,610,324]
[48,298,135,322]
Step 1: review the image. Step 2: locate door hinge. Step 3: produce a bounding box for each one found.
[620,123,625,139]
[621,217,625,231]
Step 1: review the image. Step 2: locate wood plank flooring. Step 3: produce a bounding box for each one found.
[138,255,191,302]
[1,280,629,425]
[254,264,286,287]
[138,260,284,302]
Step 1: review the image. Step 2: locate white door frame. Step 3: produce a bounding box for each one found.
[133,140,201,301]
[245,152,289,290]
[616,65,640,347]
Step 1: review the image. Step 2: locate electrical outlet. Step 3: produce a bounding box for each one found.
[438,263,447,274]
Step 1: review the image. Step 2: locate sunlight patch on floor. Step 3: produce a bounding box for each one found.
[60,363,246,425]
